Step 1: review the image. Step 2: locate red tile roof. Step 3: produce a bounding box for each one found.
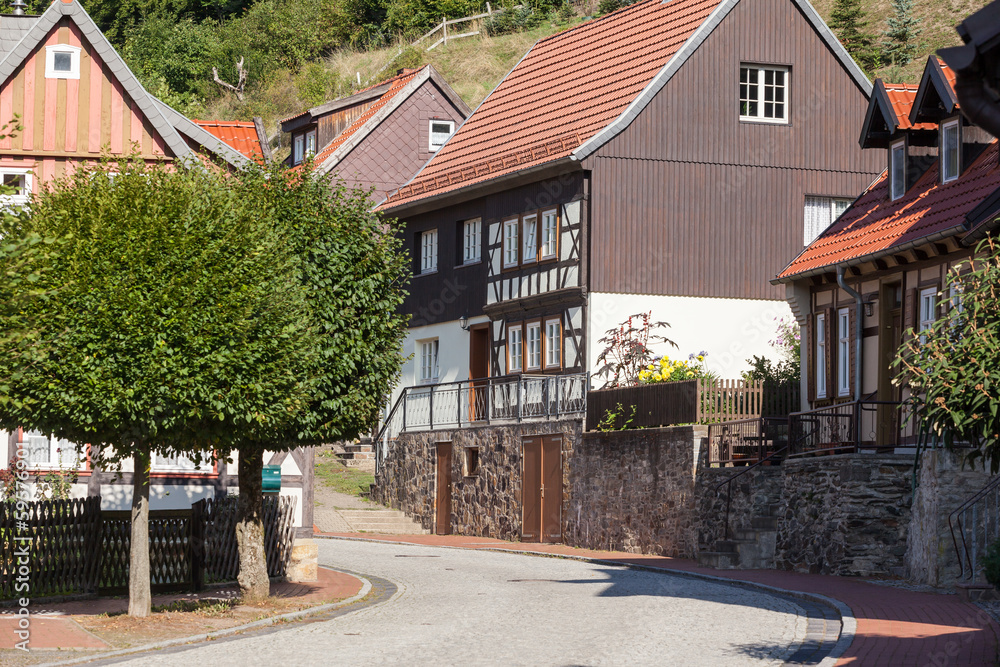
[883,83,935,131]
[381,0,722,208]
[939,59,958,100]
[776,141,1000,281]
[311,67,426,168]
[194,119,264,160]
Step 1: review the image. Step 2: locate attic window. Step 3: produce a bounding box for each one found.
[429,120,455,151]
[941,119,960,183]
[739,65,788,123]
[0,169,32,207]
[45,45,80,80]
[890,140,906,200]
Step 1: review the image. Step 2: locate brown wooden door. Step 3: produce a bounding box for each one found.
[521,435,562,543]
[435,442,452,535]
[469,326,490,421]
[877,283,903,447]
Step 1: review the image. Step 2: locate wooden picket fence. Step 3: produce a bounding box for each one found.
[586,378,800,430]
[0,495,296,600]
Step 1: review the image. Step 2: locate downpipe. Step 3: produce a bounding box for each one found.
[837,267,864,450]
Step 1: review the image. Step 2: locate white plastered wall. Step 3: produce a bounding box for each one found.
[588,293,794,380]
[390,315,490,404]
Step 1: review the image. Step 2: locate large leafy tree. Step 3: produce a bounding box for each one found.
[224,165,410,599]
[0,159,321,616]
[896,238,1000,472]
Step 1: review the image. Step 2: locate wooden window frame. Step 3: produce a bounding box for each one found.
[419,338,440,384]
[462,218,481,265]
[524,320,542,372]
[890,139,906,201]
[540,208,559,261]
[941,119,961,183]
[919,286,937,344]
[837,307,850,397]
[739,64,789,124]
[45,44,81,80]
[522,213,538,265]
[429,119,455,152]
[419,228,438,275]
[304,129,317,158]
[543,317,562,370]
[502,218,519,269]
[815,312,827,399]
[293,134,305,165]
[507,323,523,373]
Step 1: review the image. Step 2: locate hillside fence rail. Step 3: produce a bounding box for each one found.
[0,495,295,600]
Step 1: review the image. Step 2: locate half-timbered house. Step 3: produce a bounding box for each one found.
[379,0,883,406]
[0,0,312,537]
[280,65,469,203]
[773,55,999,451]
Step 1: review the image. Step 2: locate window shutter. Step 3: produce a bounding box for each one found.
[903,288,917,336]
[825,308,836,401]
[806,319,815,403]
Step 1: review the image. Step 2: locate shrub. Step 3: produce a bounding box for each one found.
[638,352,717,384]
[484,5,542,36]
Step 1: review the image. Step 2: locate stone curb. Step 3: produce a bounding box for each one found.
[32,568,375,667]
[317,534,856,666]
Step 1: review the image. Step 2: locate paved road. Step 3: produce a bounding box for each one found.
[112,539,817,666]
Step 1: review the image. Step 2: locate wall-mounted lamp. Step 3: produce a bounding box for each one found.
[459,313,470,331]
[864,295,876,318]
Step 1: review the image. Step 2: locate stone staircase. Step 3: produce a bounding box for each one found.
[697,498,780,570]
[338,508,430,535]
[333,438,376,470]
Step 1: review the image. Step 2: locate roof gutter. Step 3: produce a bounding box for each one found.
[771,223,968,285]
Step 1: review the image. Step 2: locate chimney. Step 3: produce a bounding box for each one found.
[10,1,26,15]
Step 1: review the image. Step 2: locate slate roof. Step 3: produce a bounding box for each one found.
[0,14,36,60]
[194,119,264,160]
[775,142,1000,281]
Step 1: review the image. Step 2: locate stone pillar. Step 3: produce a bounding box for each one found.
[286,538,318,582]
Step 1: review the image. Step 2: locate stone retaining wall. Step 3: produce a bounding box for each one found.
[564,426,705,556]
[373,420,582,540]
[695,463,783,549]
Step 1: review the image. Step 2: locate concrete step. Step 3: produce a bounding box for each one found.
[338,509,429,535]
[339,451,374,460]
[343,443,374,454]
[956,582,997,602]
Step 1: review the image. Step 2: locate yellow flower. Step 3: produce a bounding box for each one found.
[687,371,694,377]
[697,355,704,361]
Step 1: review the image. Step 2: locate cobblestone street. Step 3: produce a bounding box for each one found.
[106,539,823,666]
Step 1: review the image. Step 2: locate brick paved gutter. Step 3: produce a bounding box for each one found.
[316,532,1000,667]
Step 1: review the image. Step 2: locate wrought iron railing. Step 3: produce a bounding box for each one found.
[950,475,1000,581]
[786,397,914,458]
[375,373,588,470]
[707,417,790,467]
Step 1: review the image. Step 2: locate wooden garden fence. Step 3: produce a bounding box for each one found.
[0,495,296,600]
[586,379,800,430]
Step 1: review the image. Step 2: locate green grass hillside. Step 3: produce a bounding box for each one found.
[201,0,984,145]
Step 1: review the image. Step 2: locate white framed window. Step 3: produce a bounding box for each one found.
[526,322,542,371]
[0,169,33,207]
[21,431,80,470]
[739,64,788,123]
[152,450,213,474]
[304,129,317,158]
[419,339,439,383]
[890,140,906,200]
[462,218,481,264]
[815,312,827,399]
[837,308,850,397]
[45,44,81,80]
[503,218,519,268]
[522,213,538,263]
[544,318,561,369]
[507,324,523,373]
[942,120,960,183]
[293,134,305,165]
[919,287,937,344]
[420,229,438,274]
[803,196,852,246]
[540,209,558,259]
[429,120,455,151]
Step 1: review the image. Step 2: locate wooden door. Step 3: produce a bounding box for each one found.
[435,442,452,535]
[521,435,563,543]
[876,284,903,447]
[469,326,490,421]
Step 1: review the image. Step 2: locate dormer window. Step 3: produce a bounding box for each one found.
[890,140,906,200]
[739,64,788,123]
[941,119,960,183]
[292,129,317,165]
[45,45,80,80]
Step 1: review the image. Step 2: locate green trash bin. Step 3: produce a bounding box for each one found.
[262,464,281,493]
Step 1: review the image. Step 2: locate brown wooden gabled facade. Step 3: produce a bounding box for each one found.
[381,0,882,399]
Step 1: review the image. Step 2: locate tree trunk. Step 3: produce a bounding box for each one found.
[236,447,269,601]
[128,442,152,618]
